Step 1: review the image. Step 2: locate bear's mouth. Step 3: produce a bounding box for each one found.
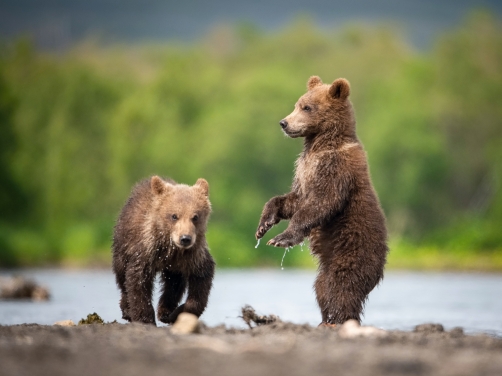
[283,129,302,138]
[171,235,196,250]
[174,241,194,250]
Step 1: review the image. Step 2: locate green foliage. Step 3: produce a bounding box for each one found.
[388,238,502,271]
[0,56,26,220]
[0,12,501,269]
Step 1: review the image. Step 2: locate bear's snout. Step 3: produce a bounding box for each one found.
[280,119,288,129]
[180,235,193,247]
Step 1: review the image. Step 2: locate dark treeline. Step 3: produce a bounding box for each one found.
[0,12,501,268]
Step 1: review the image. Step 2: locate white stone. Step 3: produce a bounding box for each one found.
[54,320,76,327]
[338,319,387,338]
[171,313,200,335]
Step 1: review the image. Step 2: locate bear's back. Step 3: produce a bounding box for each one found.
[113,178,175,254]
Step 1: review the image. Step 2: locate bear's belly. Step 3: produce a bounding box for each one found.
[308,207,387,261]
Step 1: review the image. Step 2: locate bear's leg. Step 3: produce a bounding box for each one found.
[157,270,187,324]
[314,264,367,325]
[113,258,131,321]
[119,291,131,322]
[256,193,299,239]
[124,266,156,325]
[165,260,215,324]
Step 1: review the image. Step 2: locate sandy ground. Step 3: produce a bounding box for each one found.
[1,319,501,376]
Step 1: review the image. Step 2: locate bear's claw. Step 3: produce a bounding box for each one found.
[122,313,132,322]
[157,310,172,324]
[255,221,274,239]
[159,304,186,324]
[318,322,337,329]
[267,231,303,248]
[255,227,265,240]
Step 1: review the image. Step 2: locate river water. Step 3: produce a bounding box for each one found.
[1,269,501,335]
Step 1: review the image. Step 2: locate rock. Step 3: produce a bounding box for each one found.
[449,327,464,338]
[414,323,444,333]
[0,276,50,301]
[338,319,387,339]
[31,286,50,301]
[54,320,76,327]
[171,313,201,334]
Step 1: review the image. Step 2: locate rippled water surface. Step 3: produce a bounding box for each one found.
[1,269,501,335]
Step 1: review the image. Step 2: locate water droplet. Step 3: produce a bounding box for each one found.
[280,247,290,269]
[300,241,305,252]
[255,238,261,249]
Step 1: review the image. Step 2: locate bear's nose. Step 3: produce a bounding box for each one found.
[180,235,192,247]
[280,120,288,129]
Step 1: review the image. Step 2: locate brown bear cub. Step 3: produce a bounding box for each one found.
[112,176,215,325]
[256,76,388,326]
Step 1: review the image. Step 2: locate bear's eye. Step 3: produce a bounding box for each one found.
[303,105,312,112]
[171,214,178,221]
[192,215,199,222]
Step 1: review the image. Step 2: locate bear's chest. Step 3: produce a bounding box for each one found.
[293,153,319,196]
[152,245,205,276]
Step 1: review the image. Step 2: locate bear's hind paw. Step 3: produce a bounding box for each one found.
[318,322,337,329]
[122,312,132,322]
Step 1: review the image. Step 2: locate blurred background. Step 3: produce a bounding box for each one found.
[1,0,501,271]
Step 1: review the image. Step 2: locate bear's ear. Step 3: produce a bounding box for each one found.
[307,76,323,91]
[328,78,350,100]
[151,175,169,195]
[194,178,209,197]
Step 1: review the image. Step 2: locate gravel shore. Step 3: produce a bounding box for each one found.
[1,320,501,376]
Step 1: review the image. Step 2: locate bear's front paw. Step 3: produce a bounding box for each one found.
[267,231,303,248]
[256,218,278,239]
[256,222,271,239]
[160,304,185,324]
[157,307,173,324]
[122,312,132,322]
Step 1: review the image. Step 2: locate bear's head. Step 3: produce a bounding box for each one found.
[279,76,355,139]
[149,176,211,250]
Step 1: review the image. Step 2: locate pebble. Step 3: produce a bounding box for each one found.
[54,320,76,327]
[171,313,201,335]
[414,323,444,333]
[338,319,387,338]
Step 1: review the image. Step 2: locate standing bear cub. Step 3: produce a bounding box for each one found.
[112,176,215,325]
[256,76,388,325]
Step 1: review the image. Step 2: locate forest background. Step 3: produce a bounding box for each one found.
[0,10,501,270]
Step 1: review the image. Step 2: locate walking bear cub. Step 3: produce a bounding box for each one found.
[256,76,388,325]
[112,176,215,325]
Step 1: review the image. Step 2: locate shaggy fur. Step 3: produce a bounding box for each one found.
[256,76,388,325]
[112,176,215,325]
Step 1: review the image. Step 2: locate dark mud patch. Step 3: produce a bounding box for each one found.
[0,321,501,376]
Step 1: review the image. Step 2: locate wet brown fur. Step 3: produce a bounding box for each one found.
[112,176,215,325]
[256,76,388,325]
